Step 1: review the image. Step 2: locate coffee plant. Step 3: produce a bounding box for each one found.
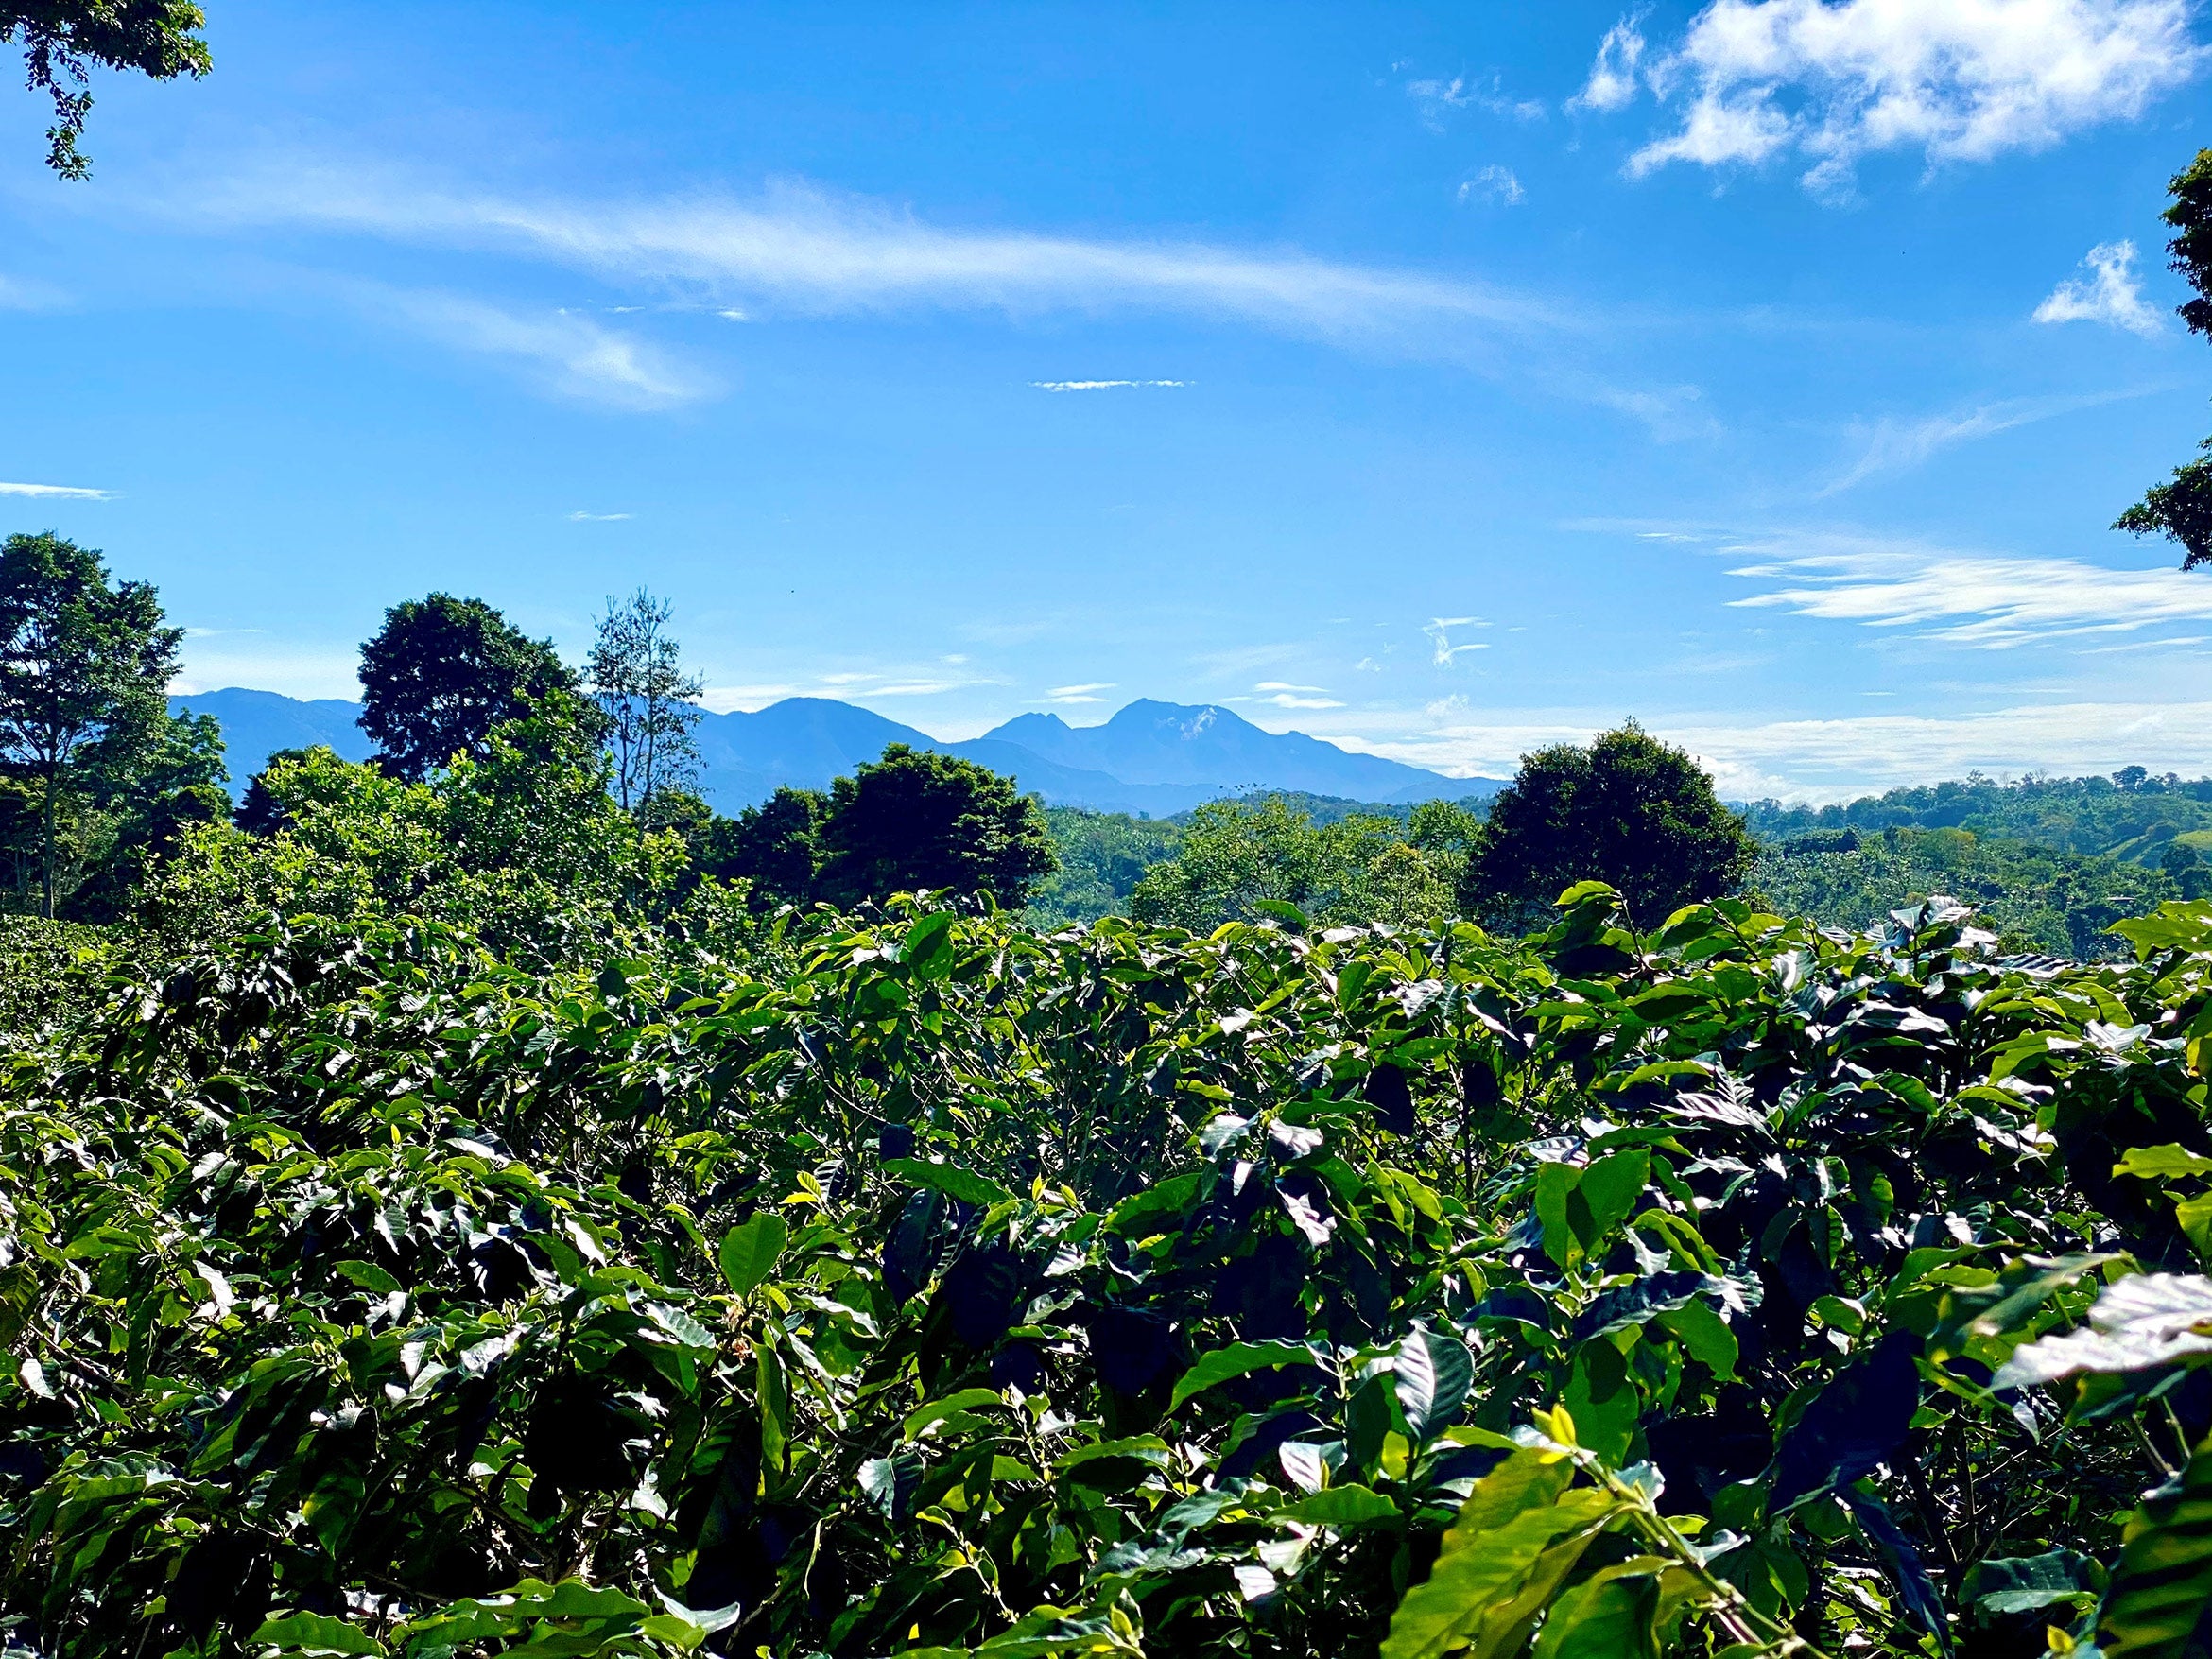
[5,883,2212,1656]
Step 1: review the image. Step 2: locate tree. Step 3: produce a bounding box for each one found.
[693,786,829,909]
[235,745,313,835]
[2117,149,2212,567]
[814,745,1055,909]
[6,2,210,179]
[358,594,574,783]
[0,532,181,916]
[1462,722,1755,930]
[1129,795,1451,931]
[584,589,703,812]
[149,693,716,958]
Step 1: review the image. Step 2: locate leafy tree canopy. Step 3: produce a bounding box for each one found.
[2118,148,2212,567]
[0,531,182,915]
[815,743,1056,910]
[1465,721,1754,929]
[358,593,575,783]
[233,744,313,836]
[693,785,830,910]
[1129,794,1458,931]
[5,1,210,178]
[147,695,734,959]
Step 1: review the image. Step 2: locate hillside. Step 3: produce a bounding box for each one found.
[167,688,1490,816]
[1751,823,2181,959]
[1747,769,2212,864]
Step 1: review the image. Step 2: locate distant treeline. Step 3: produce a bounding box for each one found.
[1745,768,2212,862]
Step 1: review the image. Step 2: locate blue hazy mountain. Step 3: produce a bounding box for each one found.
[169,688,376,786]
[982,700,1487,804]
[171,689,1493,815]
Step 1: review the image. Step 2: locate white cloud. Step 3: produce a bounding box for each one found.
[181,164,1568,356]
[1407,75,1547,129]
[1424,616,1492,665]
[337,282,713,408]
[1260,692,1346,709]
[1823,386,2151,493]
[1723,529,2212,647]
[1282,695,2212,801]
[1607,0,2201,196]
[0,481,109,499]
[1571,17,1650,112]
[1254,681,1328,692]
[171,645,362,701]
[1030,379,1188,391]
[1049,682,1115,702]
[1458,164,1526,206]
[2035,238,2166,335]
[567,510,632,521]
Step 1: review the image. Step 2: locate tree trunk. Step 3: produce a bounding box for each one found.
[40,762,56,921]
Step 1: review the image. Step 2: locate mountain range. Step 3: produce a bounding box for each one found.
[167,689,1500,817]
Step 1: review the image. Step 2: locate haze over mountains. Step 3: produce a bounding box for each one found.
[168,689,1500,817]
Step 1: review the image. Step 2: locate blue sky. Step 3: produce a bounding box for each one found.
[5,1,2212,799]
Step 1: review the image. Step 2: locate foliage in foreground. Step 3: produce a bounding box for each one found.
[8,886,2212,1655]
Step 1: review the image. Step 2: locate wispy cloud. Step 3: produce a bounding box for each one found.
[0,481,110,499]
[1822,387,2154,494]
[1723,529,2212,647]
[173,164,1594,375]
[1048,682,1115,703]
[1407,75,1547,130]
[1424,616,1491,665]
[1570,16,1649,113]
[0,274,67,310]
[1591,0,2202,198]
[2035,239,2166,336]
[567,510,632,521]
[1458,164,1526,207]
[1250,680,1343,709]
[336,280,715,408]
[700,660,1001,714]
[1031,379,1188,391]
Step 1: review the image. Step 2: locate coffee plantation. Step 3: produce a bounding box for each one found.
[3,880,2212,1656]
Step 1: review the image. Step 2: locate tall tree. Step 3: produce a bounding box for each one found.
[693,786,829,909]
[1462,722,1755,930]
[2117,148,2212,568]
[584,589,703,811]
[0,532,181,916]
[358,594,574,783]
[6,2,210,179]
[815,745,1056,909]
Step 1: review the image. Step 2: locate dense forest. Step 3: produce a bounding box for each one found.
[9,527,2212,1659]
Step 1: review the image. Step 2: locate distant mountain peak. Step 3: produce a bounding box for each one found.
[177,686,1496,817]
